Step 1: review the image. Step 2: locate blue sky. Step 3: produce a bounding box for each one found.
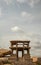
[0,0,41,57]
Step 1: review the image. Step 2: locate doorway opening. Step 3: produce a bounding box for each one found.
[18,51,22,58]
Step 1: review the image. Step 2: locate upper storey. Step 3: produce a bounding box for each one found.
[10,40,30,45]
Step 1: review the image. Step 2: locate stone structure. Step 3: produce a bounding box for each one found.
[9,40,30,59]
[9,40,36,65]
[0,40,37,65]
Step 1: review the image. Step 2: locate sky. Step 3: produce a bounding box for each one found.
[0,0,41,57]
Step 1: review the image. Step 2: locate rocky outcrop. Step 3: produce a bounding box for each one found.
[0,49,12,57]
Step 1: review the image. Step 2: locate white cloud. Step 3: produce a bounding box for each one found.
[21,11,34,22]
[11,26,24,33]
[11,26,20,32]
[4,0,13,5]
[21,11,27,17]
[17,0,40,8]
[21,11,32,17]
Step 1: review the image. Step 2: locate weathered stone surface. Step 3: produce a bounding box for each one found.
[0,49,12,57]
[0,58,8,64]
[14,60,36,65]
[0,60,3,65]
[4,64,11,65]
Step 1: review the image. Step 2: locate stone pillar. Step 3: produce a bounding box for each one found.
[16,43,18,60]
[22,49,23,58]
[27,49,30,55]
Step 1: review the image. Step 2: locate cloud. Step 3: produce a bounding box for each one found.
[4,0,13,5]
[17,0,25,3]
[31,33,41,42]
[11,26,24,33]
[27,0,40,8]
[28,33,41,56]
[21,11,32,17]
[21,11,34,22]
[8,11,34,23]
[33,12,41,23]
[32,41,41,49]
[21,11,27,17]
[0,8,2,17]
[16,0,40,8]
[30,41,41,57]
